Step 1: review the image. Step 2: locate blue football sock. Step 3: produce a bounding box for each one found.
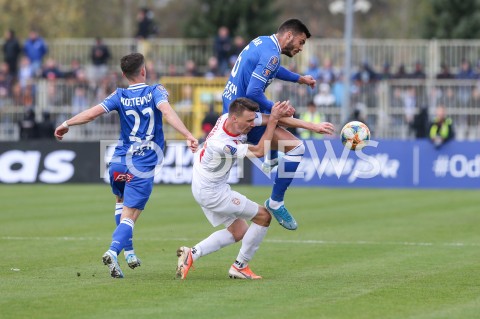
[271,142,305,202]
[114,203,122,225]
[114,203,134,253]
[109,218,135,255]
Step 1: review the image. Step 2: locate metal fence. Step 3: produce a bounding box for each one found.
[3,38,480,141]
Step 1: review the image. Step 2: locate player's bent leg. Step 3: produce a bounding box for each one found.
[262,150,279,173]
[229,207,270,279]
[102,250,124,278]
[264,198,297,230]
[228,264,262,279]
[176,246,194,279]
[267,129,304,230]
[126,254,142,269]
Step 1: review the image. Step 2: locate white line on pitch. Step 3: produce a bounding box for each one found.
[1,236,479,247]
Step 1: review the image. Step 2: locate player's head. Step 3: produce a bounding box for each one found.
[277,19,311,58]
[120,53,146,81]
[228,98,259,134]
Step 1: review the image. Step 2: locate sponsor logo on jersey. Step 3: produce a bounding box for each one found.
[232,197,241,205]
[156,84,169,98]
[266,56,279,71]
[262,68,271,77]
[223,145,237,155]
[113,171,134,182]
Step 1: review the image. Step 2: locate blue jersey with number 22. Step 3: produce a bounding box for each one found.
[101,83,169,167]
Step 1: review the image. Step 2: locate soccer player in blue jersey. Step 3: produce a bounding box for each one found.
[222,19,333,230]
[54,53,198,278]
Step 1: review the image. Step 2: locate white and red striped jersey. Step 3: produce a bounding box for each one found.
[192,113,262,189]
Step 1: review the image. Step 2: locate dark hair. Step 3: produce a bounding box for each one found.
[278,19,311,38]
[120,53,145,79]
[228,97,259,117]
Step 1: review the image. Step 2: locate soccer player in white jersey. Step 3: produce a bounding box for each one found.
[54,53,198,278]
[176,98,334,280]
[222,18,323,231]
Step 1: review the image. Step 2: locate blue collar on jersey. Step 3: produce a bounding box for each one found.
[269,34,281,53]
[128,83,148,90]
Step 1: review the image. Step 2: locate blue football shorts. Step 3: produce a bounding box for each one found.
[108,162,155,210]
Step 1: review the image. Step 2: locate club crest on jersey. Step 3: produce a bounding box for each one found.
[223,145,237,155]
[262,68,271,77]
[266,56,279,71]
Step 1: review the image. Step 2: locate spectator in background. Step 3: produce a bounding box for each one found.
[410,61,426,79]
[3,29,21,79]
[183,59,200,77]
[0,62,13,99]
[455,59,475,106]
[429,105,454,148]
[90,37,111,83]
[411,105,429,138]
[71,86,90,114]
[214,26,232,76]
[41,58,63,80]
[204,56,220,79]
[436,63,454,79]
[403,87,417,128]
[175,84,193,112]
[18,108,37,140]
[136,7,157,39]
[455,59,476,79]
[353,61,378,85]
[380,62,393,80]
[200,103,219,143]
[331,72,345,107]
[229,35,246,62]
[304,57,321,96]
[299,101,323,140]
[319,57,336,85]
[313,83,335,107]
[0,66,11,106]
[23,29,48,77]
[37,112,55,139]
[64,58,83,80]
[349,104,367,124]
[145,60,159,83]
[18,56,34,89]
[135,7,157,58]
[394,63,408,79]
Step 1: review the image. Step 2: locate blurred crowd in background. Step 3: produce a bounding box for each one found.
[1,9,475,144]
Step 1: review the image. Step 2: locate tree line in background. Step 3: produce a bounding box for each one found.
[1,0,480,40]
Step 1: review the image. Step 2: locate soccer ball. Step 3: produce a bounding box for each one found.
[340,121,370,150]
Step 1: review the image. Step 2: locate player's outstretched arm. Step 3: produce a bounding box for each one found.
[276,66,316,89]
[248,101,290,157]
[54,104,105,140]
[297,75,316,89]
[157,101,198,152]
[278,116,335,135]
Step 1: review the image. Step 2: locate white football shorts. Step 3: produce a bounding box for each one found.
[191,183,259,227]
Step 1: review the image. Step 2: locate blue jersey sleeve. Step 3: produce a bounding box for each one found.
[245,50,278,113]
[153,84,169,108]
[245,77,274,113]
[276,66,300,83]
[100,90,119,113]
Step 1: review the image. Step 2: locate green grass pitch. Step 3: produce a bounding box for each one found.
[1,184,479,319]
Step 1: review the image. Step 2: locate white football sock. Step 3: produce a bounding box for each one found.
[235,223,268,265]
[268,198,284,209]
[192,229,235,262]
